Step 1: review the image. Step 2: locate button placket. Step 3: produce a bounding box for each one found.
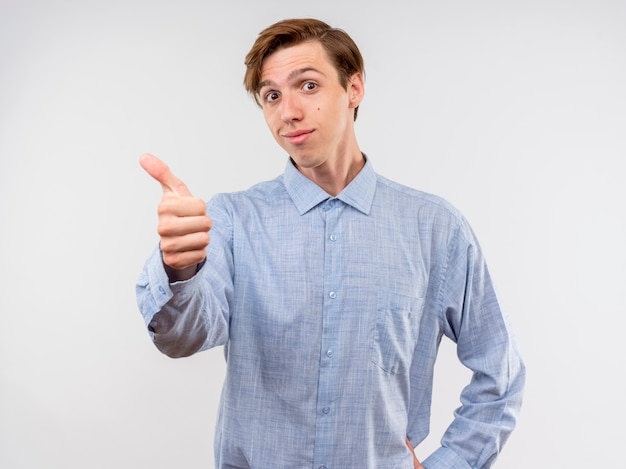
[314,199,342,467]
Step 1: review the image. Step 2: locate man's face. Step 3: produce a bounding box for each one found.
[259,41,363,171]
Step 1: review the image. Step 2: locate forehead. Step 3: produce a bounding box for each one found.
[260,41,336,85]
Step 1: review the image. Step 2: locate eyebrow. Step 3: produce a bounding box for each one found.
[259,67,326,89]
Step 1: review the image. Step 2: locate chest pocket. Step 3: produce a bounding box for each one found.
[371,291,424,375]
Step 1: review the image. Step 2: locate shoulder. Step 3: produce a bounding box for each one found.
[375,173,464,223]
[373,172,481,248]
[374,173,482,253]
[207,175,288,214]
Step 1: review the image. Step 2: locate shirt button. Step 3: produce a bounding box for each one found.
[322,407,330,414]
[158,285,166,295]
[319,466,327,469]
[329,234,337,241]
[329,291,336,299]
[326,349,334,358]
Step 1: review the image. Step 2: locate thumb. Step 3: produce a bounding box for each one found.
[139,153,192,196]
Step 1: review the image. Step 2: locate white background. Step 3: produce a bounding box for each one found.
[1,0,625,467]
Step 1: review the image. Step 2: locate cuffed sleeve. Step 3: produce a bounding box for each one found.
[135,196,234,358]
[423,446,473,469]
[424,219,525,468]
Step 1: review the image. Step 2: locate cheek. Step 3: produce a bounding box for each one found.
[263,111,279,132]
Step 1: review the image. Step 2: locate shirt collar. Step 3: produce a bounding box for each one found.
[283,155,376,216]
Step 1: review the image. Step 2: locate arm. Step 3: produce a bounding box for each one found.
[423,220,526,469]
[135,154,231,357]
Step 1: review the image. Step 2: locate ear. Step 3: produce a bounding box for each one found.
[347,72,365,109]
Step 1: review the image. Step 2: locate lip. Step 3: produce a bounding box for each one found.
[282,129,314,145]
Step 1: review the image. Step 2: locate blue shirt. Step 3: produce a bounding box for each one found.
[136,157,525,469]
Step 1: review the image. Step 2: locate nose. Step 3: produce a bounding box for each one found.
[279,93,303,123]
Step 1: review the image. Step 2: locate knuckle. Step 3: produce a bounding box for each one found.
[157,221,174,237]
[199,232,210,247]
[157,196,176,215]
[192,197,207,213]
[159,238,175,253]
[162,252,177,267]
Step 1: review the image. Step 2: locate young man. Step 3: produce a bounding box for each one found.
[137,18,525,469]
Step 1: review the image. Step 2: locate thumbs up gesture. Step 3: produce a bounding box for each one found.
[140,153,212,281]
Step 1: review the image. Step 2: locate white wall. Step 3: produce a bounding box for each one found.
[1,0,624,467]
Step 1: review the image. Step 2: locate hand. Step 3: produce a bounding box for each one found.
[139,153,212,281]
[406,437,425,469]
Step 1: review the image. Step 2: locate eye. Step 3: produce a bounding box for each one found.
[302,81,317,92]
[264,91,280,103]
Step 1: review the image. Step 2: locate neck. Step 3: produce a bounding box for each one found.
[296,149,365,196]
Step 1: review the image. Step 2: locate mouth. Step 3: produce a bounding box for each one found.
[282,129,314,145]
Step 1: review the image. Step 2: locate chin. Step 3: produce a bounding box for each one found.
[290,154,320,169]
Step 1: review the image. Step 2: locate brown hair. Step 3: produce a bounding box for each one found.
[244,18,365,120]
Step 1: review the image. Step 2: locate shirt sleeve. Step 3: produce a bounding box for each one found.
[134,195,234,358]
[422,218,526,469]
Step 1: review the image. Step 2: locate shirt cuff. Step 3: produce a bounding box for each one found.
[143,246,203,319]
[423,447,472,469]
